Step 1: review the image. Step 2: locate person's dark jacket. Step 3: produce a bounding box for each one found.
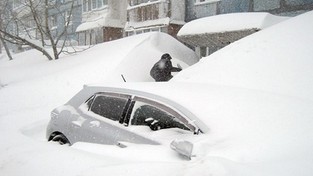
[150,53,182,82]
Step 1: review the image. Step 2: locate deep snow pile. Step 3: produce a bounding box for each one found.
[172,11,313,175]
[174,11,313,102]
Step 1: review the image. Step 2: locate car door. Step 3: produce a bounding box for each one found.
[121,96,196,144]
[72,92,131,145]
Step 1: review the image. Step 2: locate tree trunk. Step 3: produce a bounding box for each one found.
[0,34,13,60]
[45,0,59,60]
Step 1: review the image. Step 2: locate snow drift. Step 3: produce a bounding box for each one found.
[174,11,313,102]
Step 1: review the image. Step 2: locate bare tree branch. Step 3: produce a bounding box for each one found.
[0,28,53,60]
[0,0,83,61]
[0,0,13,60]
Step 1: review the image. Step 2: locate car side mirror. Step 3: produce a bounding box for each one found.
[170,139,194,160]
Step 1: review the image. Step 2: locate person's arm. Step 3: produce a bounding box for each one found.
[171,67,182,72]
[168,60,182,72]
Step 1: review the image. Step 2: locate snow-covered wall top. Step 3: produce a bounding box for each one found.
[178,12,290,36]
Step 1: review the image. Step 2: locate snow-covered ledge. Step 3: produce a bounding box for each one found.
[194,0,220,6]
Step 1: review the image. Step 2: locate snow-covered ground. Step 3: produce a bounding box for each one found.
[0,11,313,176]
[0,32,198,176]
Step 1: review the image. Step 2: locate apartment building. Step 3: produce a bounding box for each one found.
[125,0,185,38]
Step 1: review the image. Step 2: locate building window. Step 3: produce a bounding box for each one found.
[65,10,72,24]
[92,0,97,9]
[83,0,107,12]
[82,0,87,12]
[97,0,102,8]
[127,27,162,36]
[127,31,134,36]
[134,4,159,22]
[13,0,22,9]
[88,0,92,11]
[51,15,57,27]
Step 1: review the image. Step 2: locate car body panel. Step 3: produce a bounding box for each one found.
[47,83,201,146]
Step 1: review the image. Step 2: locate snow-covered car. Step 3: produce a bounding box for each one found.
[47,83,208,158]
[47,80,313,162]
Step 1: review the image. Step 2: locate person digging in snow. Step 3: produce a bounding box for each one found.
[150,53,182,82]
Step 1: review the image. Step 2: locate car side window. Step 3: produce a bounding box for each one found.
[90,94,129,122]
[130,101,190,131]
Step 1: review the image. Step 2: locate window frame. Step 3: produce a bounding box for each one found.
[125,96,197,133]
[86,92,132,122]
[82,0,88,12]
[91,0,97,10]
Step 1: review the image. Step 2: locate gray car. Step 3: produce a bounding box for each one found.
[47,83,207,158]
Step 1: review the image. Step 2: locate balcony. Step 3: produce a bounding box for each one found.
[127,0,170,22]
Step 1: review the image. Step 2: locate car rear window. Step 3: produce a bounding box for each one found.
[90,95,128,122]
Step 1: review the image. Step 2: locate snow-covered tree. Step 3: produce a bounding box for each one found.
[0,0,79,60]
[0,0,13,60]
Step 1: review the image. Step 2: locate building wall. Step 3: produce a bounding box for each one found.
[171,0,186,22]
[49,0,82,42]
[185,0,313,21]
[194,1,220,19]
[218,0,251,14]
[258,0,313,16]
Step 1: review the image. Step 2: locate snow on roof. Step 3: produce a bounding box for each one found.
[127,0,166,10]
[125,17,170,31]
[125,17,185,31]
[178,12,290,36]
[76,16,107,32]
[76,14,125,32]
